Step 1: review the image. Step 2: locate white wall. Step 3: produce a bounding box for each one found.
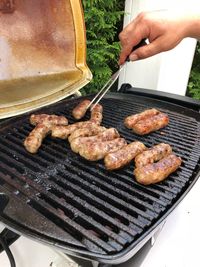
[119,0,197,95]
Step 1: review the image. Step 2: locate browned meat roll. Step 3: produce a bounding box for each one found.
[124,108,159,129]
[134,154,182,185]
[104,141,146,170]
[68,125,106,143]
[135,143,172,168]
[24,124,51,153]
[90,104,103,125]
[72,99,91,120]
[51,121,97,139]
[132,113,169,135]
[79,138,127,161]
[30,114,68,126]
[70,128,120,153]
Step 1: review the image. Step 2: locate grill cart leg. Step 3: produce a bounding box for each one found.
[92,262,112,267]
[98,264,112,267]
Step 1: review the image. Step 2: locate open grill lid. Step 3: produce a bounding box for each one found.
[0,92,200,264]
[0,0,92,119]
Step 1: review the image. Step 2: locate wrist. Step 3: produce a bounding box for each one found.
[178,9,200,39]
[185,17,200,39]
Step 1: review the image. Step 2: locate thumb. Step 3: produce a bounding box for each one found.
[129,36,166,60]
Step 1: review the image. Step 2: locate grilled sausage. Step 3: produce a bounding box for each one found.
[134,154,182,185]
[24,124,51,153]
[72,99,91,120]
[79,138,127,161]
[135,143,172,168]
[104,141,146,170]
[124,108,159,129]
[51,121,97,139]
[90,104,103,125]
[132,113,169,135]
[68,125,106,143]
[30,114,68,126]
[70,128,120,153]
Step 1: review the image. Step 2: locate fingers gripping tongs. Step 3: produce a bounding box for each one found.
[87,39,147,110]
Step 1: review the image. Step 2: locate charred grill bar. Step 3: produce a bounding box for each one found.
[0,89,200,266]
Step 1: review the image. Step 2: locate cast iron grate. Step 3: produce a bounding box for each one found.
[0,93,199,260]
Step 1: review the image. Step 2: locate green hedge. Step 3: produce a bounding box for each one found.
[187,41,200,100]
[82,0,125,95]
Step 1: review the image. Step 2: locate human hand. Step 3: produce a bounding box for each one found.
[118,9,200,64]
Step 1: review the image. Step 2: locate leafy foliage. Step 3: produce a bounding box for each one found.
[82,0,124,94]
[187,41,200,99]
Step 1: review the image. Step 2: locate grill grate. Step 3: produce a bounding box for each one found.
[0,93,200,261]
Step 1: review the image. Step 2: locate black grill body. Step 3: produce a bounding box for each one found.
[0,90,199,264]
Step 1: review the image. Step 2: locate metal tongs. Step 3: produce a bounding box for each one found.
[87,39,147,110]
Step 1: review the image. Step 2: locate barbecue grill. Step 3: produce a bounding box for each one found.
[0,85,200,266]
[0,1,200,266]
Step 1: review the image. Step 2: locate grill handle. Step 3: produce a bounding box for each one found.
[119,83,200,112]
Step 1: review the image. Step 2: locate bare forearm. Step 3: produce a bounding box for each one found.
[183,13,200,39]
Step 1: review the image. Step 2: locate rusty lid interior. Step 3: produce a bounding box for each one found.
[0,0,92,119]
